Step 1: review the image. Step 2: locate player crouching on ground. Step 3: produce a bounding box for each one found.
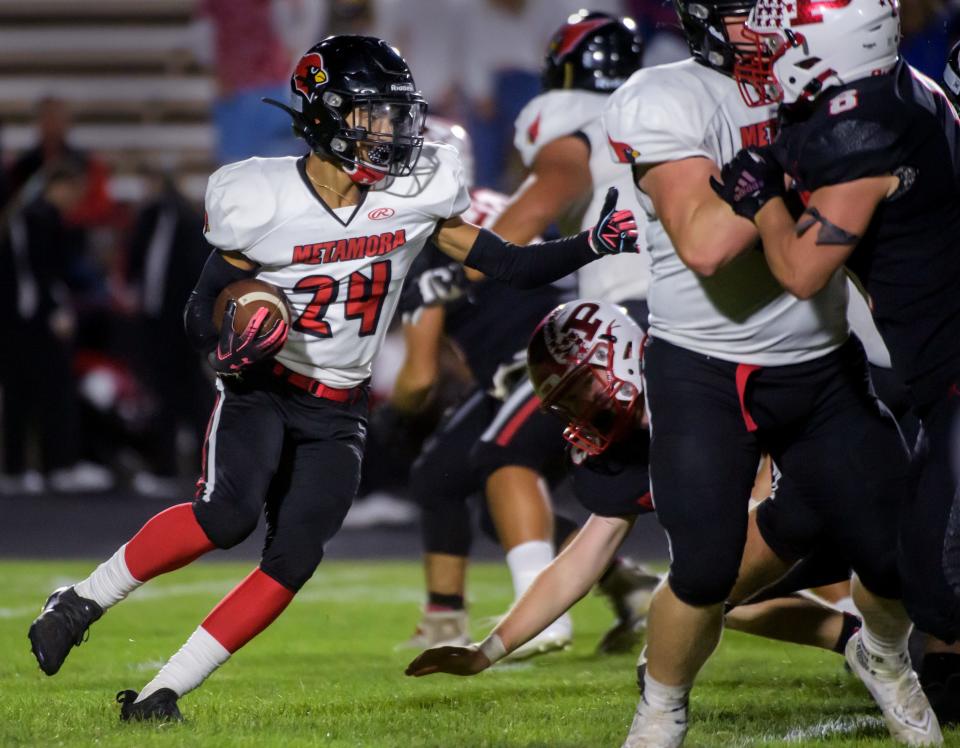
[26,35,639,722]
[405,300,901,745]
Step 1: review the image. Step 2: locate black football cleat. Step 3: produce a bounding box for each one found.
[921,653,960,726]
[28,586,103,675]
[117,689,183,722]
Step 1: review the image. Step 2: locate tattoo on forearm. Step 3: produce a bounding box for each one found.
[795,207,860,246]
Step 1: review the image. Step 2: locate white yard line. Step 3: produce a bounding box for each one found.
[741,715,885,745]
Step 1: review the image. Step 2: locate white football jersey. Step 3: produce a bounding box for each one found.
[204,143,470,387]
[513,89,650,305]
[603,60,848,366]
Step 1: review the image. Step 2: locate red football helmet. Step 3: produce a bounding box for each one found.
[527,300,645,456]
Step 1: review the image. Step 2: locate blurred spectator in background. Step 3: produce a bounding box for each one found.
[326,0,375,35]
[462,0,624,190]
[4,97,116,307]
[124,169,213,499]
[6,98,114,227]
[193,0,323,163]
[373,0,466,116]
[901,0,960,79]
[0,160,114,494]
[625,0,689,65]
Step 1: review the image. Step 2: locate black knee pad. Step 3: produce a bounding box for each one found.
[260,550,322,592]
[411,438,478,557]
[192,496,260,549]
[667,548,742,607]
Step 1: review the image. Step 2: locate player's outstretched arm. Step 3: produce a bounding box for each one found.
[405,513,634,678]
[432,187,637,290]
[640,156,759,277]
[711,147,896,298]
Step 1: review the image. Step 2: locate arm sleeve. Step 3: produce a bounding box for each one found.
[183,250,258,353]
[463,228,596,290]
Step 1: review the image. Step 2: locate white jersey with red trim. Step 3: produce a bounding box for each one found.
[203,143,470,387]
[513,89,650,305]
[603,60,848,366]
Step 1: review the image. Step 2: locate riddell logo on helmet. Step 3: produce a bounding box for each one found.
[294,52,328,102]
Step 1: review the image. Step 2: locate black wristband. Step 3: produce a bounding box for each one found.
[463,228,596,289]
[183,250,257,353]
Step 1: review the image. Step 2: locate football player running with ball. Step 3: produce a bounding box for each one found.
[26,35,638,721]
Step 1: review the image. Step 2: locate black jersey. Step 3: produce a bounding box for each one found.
[406,243,573,392]
[572,430,653,518]
[774,61,960,411]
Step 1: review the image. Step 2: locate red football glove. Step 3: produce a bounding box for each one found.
[588,187,639,256]
[212,301,288,375]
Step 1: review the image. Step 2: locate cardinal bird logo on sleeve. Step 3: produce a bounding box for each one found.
[293,53,328,102]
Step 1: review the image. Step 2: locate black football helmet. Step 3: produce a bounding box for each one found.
[945,40,960,109]
[674,0,757,74]
[265,35,427,185]
[542,10,644,93]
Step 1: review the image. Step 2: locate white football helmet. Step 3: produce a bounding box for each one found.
[527,300,644,456]
[736,0,901,106]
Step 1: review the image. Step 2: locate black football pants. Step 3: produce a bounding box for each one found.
[644,336,908,607]
[191,367,367,591]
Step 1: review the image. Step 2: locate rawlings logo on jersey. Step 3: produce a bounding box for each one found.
[293,52,328,102]
[740,118,777,148]
[292,229,407,265]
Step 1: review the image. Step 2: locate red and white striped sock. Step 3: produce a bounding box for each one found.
[74,503,215,609]
[136,568,295,702]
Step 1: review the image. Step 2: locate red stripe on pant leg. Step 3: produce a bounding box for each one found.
[495,396,542,447]
[123,503,216,582]
[201,568,295,653]
[735,363,761,433]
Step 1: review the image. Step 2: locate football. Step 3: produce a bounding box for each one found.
[213,279,292,334]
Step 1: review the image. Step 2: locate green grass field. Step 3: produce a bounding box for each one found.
[0,559,956,747]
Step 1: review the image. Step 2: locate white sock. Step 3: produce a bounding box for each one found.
[860,620,909,660]
[136,626,230,702]
[505,540,554,600]
[643,672,690,713]
[74,544,142,609]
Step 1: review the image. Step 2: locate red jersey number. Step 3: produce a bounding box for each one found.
[293,259,391,339]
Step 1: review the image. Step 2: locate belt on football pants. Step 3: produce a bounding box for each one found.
[271,363,365,403]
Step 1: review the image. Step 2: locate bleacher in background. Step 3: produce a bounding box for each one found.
[0,0,214,202]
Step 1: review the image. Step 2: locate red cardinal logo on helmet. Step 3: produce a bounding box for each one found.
[294,52,328,102]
